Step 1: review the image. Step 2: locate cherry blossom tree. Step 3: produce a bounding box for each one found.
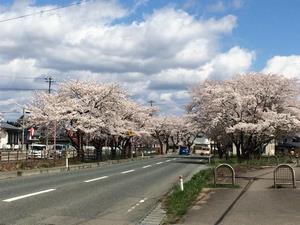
[188,73,300,159]
[27,80,154,161]
[149,116,173,154]
[168,116,199,152]
[149,116,199,154]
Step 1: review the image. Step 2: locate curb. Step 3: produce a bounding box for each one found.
[0,155,165,180]
[138,165,209,225]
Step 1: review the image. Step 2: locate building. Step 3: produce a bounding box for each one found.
[232,140,276,156]
[0,122,22,150]
[276,136,300,154]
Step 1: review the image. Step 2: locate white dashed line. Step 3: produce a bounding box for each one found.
[84,176,109,183]
[3,189,56,202]
[156,162,163,165]
[142,165,152,168]
[166,159,171,162]
[127,198,148,213]
[121,169,135,174]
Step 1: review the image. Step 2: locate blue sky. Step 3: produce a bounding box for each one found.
[0,0,300,120]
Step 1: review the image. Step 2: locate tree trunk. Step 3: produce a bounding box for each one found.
[158,140,163,155]
[217,142,224,159]
[165,141,169,154]
[77,131,84,162]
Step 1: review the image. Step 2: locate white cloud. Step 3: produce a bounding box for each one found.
[0,0,254,118]
[206,0,244,13]
[207,46,255,80]
[149,46,254,89]
[263,55,300,79]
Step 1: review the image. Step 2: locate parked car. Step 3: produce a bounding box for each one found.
[28,144,47,159]
[50,144,68,158]
[102,146,121,155]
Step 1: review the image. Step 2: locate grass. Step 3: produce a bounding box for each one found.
[163,169,213,224]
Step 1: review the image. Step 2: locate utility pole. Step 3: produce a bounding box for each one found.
[22,108,25,151]
[45,76,54,94]
[44,75,55,156]
[148,100,155,107]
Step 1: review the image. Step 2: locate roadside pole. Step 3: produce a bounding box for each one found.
[22,108,25,151]
[66,152,69,170]
[179,175,184,191]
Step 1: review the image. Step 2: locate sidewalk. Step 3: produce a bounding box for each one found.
[179,166,300,225]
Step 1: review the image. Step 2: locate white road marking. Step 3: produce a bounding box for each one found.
[127,198,148,213]
[142,165,152,168]
[173,158,176,161]
[3,189,56,202]
[166,159,171,162]
[121,169,135,174]
[84,176,108,183]
[156,162,164,165]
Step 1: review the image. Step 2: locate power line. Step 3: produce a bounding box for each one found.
[0,0,93,24]
[0,76,44,80]
[0,88,47,91]
[0,111,20,114]
[0,75,63,83]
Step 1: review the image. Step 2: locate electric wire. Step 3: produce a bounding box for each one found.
[0,0,93,24]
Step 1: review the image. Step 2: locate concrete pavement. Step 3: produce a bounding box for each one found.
[0,155,207,225]
[180,165,300,225]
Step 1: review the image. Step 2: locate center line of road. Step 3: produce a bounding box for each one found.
[142,165,152,168]
[156,162,164,165]
[84,176,109,183]
[3,189,56,202]
[166,159,171,162]
[121,169,135,174]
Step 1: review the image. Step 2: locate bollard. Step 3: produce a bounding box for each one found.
[66,153,69,171]
[179,175,184,191]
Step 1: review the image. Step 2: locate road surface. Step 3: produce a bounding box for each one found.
[0,156,207,225]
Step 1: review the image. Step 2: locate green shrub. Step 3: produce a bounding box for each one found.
[164,169,213,223]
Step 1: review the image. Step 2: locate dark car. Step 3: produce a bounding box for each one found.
[179,146,190,155]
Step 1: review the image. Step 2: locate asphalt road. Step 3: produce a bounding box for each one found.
[0,155,207,225]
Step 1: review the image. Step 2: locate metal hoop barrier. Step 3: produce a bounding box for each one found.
[214,163,235,187]
[273,164,296,189]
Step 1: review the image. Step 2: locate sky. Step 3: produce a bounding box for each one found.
[0,0,300,120]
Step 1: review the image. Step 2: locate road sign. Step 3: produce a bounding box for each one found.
[128,130,135,137]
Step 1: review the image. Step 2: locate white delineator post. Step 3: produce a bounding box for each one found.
[66,152,69,171]
[179,175,184,191]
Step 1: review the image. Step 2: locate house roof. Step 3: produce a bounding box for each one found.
[0,122,22,131]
